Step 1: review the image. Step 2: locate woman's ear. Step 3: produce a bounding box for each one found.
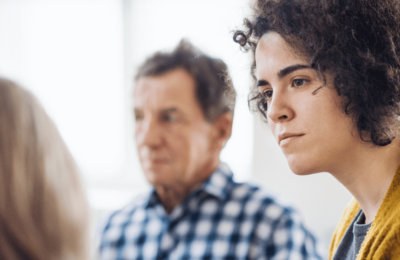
[210,113,233,151]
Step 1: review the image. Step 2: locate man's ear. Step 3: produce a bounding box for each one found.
[210,113,233,151]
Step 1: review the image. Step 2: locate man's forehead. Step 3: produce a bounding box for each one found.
[133,69,200,111]
[134,76,178,97]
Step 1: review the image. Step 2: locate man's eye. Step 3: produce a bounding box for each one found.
[134,114,143,121]
[292,79,308,87]
[163,114,176,122]
[262,89,273,100]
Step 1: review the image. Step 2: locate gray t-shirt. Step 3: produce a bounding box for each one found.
[332,210,372,260]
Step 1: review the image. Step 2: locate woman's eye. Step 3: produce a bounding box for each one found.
[262,89,273,100]
[292,79,308,87]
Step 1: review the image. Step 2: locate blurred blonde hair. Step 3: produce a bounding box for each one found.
[0,78,89,260]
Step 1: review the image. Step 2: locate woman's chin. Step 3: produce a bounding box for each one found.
[287,157,320,176]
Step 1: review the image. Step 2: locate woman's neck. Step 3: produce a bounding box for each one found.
[331,138,400,224]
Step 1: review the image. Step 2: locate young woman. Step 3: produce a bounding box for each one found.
[234,0,400,259]
[0,78,89,260]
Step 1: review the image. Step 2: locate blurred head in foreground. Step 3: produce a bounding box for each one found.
[133,40,236,211]
[0,78,89,260]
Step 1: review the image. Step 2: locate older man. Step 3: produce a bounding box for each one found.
[99,40,323,259]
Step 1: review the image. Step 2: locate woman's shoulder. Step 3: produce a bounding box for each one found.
[360,170,400,259]
[329,198,360,259]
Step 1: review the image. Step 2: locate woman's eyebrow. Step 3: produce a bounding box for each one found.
[277,64,311,79]
[257,80,269,87]
[257,64,311,87]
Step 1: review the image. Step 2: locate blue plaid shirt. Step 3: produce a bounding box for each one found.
[99,163,324,260]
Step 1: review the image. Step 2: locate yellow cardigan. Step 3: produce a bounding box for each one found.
[329,165,400,260]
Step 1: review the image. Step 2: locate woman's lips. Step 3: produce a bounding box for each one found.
[278,133,305,147]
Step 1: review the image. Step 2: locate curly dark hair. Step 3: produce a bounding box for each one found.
[234,0,400,146]
[135,40,236,122]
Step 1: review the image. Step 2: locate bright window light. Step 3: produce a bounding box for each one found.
[0,0,126,178]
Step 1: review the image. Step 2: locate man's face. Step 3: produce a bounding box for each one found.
[134,68,215,188]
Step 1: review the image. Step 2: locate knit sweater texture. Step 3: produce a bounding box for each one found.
[329,165,400,259]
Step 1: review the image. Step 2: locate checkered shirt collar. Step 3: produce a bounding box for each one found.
[200,162,233,200]
[145,162,234,209]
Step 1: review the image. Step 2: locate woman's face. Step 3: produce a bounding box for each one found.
[255,32,360,175]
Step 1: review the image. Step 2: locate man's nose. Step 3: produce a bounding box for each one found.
[267,91,294,123]
[136,117,162,148]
